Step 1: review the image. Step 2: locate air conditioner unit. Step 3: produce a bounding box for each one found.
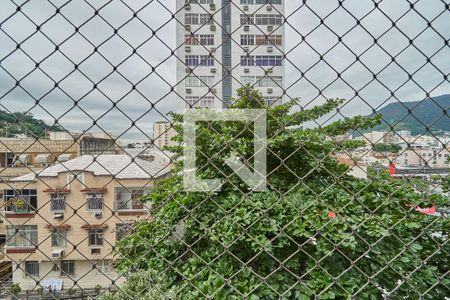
[244,68,250,73]
[210,47,216,53]
[211,88,217,93]
[185,4,191,10]
[94,212,102,219]
[52,249,64,259]
[210,25,216,31]
[185,25,191,31]
[244,25,250,32]
[267,6,273,11]
[267,46,273,53]
[210,68,217,73]
[91,248,101,255]
[267,26,274,32]
[267,88,273,94]
[267,68,273,74]
[210,3,216,10]
[243,5,249,11]
[185,46,191,52]
[243,47,250,53]
[186,88,192,94]
[54,213,64,220]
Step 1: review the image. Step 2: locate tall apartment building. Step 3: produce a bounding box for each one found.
[176,0,285,110]
[153,122,177,149]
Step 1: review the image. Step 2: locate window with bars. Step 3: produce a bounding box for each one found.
[86,193,103,211]
[88,228,103,247]
[24,261,39,278]
[4,189,37,212]
[51,230,67,248]
[61,260,75,277]
[6,225,38,248]
[50,193,66,212]
[95,260,113,274]
[115,187,149,210]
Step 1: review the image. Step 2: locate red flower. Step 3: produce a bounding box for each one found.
[327,211,336,218]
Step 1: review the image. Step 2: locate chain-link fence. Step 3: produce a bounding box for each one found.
[0,0,448,299]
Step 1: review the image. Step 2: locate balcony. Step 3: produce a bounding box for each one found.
[114,187,150,216]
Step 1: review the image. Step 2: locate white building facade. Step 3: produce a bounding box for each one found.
[176,0,285,110]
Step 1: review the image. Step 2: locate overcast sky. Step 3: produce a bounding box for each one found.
[0,0,448,142]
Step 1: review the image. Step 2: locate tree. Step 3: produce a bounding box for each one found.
[110,87,448,299]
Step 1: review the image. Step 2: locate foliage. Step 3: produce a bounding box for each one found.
[8,283,21,296]
[96,270,177,300]
[0,110,63,138]
[372,143,402,153]
[114,87,449,299]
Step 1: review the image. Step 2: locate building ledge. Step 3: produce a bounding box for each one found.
[117,210,147,216]
[5,212,35,218]
[6,247,36,254]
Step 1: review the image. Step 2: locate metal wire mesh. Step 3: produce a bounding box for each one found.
[0,0,448,299]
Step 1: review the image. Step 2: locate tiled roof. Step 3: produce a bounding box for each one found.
[13,155,171,182]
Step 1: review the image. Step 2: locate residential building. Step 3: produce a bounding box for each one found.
[0,155,171,291]
[0,131,119,179]
[153,122,177,149]
[176,0,285,110]
[396,145,449,168]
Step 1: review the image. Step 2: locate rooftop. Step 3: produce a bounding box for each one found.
[12,155,171,182]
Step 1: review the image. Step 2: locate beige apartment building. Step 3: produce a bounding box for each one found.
[0,131,119,179]
[153,122,177,149]
[0,155,171,291]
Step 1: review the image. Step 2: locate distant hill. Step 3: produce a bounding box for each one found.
[0,111,63,138]
[367,94,450,135]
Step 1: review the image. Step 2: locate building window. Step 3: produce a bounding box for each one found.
[185,75,215,87]
[189,0,214,4]
[95,260,113,274]
[86,193,103,211]
[254,14,283,25]
[241,76,255,85]
[241,34,255,46]
[185,34,199,45]
[185,96,215,108]
[241,0,282,4]
[24,261,39,278]
[88,229,103,247]
[255,34,282,45]
[185,55,199,66]
[256,75,283,87]
[241,55,282,66]
[6,225,38,248]
[50,193,66,211]
[51,231,67,248]
[199,13,213,25]
[4,189,37,212]
[264,96,282,106]
[116,224,134,241]
[199,34,214,45]
[61,260,75,277]
[115,187,150,210]
[199,55,214,66]
[185,13,199,25]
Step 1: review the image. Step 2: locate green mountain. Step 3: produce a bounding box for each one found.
[0,111,63,138]
[367,94,450,135]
